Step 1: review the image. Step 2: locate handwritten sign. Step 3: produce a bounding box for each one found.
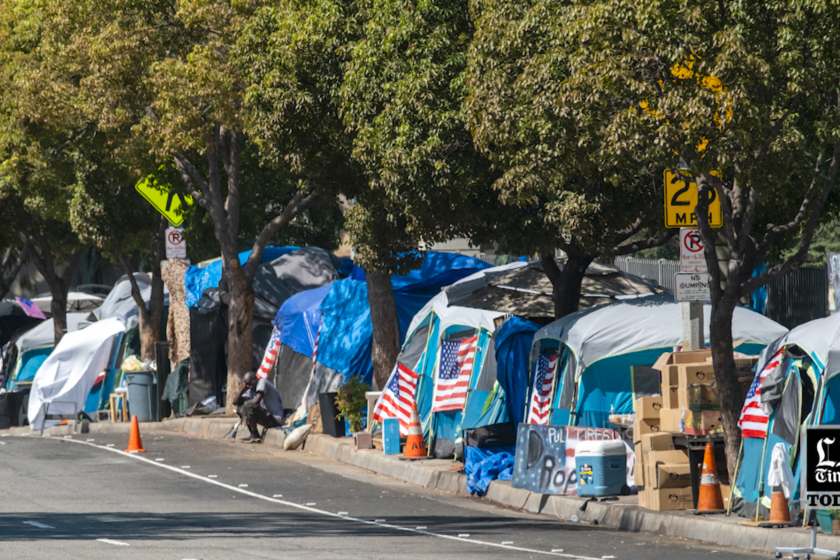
[511,424,634,495]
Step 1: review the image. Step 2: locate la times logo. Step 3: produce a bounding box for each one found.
[806,428,840,508]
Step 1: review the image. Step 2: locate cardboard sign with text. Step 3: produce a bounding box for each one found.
[512,424,634,495]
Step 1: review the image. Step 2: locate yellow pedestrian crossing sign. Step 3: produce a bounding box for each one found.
[135,175,193,227]
[664,169,722,228]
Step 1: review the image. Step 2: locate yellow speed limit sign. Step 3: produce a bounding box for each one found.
[664,169,722,228]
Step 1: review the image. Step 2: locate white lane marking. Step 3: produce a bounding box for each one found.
[238,484,248,488]
[459,534,470,538]
[1,434,9,437]
[273,494,283,498]
[106,444,115,447]
[0,441,5,445]
[24,521,54,529]
[306,502,316,506]
[208,475,218,478]
[63,436,72,439]
[338,511,348,515]
[181,465,190,469]
[97,538,129,546]
[502,541,514,545]
[416,526,427,530]
[374,519,386,522]
[155,458,165,462]
[50,438,597,559]
[87,439,95,442]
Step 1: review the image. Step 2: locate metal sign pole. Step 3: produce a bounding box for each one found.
[682,301,704,351]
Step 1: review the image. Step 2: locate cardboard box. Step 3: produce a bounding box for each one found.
[720,484,732,505]
[660,408,683,433]
[633,418,662,442]
[634,443,645,487]
[685,410,722,435]
[662,385,680,409]
[641,432,675,454]
[688,383,721,410]
[647,448,689,465]
[638,485,648,508]
[677,363,715,388]
[644,486,693,511]
[635,396,663,420]
[648,462,691,489]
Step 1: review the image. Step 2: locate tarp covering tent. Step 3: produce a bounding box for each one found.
[530,294,787,428]
[93,273,173,329]
[84,325,141,415]
[494,317,542,425]
[28,317,125,430]
[300,252,492,412]
[4,313,89,391]
[30,292,105,314]
[444,258,662,319]
[252,247,342,319]
[732,313,840,521]
[184,246,298,308]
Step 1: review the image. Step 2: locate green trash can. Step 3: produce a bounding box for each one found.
[126,371,157,422]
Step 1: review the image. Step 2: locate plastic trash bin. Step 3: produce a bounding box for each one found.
[576,440,629,497]
[126,370,157,422]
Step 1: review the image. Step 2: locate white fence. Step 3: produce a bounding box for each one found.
[613,257,680,293]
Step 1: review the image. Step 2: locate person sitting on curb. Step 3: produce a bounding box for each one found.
[233,371,285,443]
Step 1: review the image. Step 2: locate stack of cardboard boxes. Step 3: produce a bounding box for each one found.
[632,349,757,510]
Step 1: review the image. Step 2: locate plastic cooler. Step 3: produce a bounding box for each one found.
[576,440,628,497]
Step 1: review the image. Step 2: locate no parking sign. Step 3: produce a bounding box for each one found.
[165,228,186,259]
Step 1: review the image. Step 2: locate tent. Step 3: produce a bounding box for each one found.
[93,273,172,328]
[731,313,840,521]
[84,325,141,415]
[4,313,89,392]
[184,246,299,308]
[0,299,43,349]
[445,258,662,320]
[494,316,542,425]
[28,317,126,430]
[305,253,493,412]
[30,292,105,313]
[529,294,787,428]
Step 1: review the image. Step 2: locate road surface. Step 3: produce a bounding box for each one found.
[0,432,766,559]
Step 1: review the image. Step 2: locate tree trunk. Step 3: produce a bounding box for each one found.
[708,295,741,478]
[123,217,168,361]
[225,259,255,411]
[366,269,400,390]
[50,289,69,345]
[540,251,594,319]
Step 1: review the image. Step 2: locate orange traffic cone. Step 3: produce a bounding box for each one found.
[404,404,426,458]
[125,415,146,453]
[769,489,791,523]
[695,442,724,513]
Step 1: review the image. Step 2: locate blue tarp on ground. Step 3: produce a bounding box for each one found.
[274,284,332,359]
[464,446,516,495]
[184,246,299,308]
[495,317,541,426]
[317,252,492,384]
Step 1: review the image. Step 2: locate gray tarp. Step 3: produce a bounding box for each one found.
[252,247,341,318]
[94,273,170,329]
[755,312,840,379]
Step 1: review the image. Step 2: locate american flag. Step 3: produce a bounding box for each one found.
[432,336,478,412]
[738,349,784,439]
[527,353,558,424]
[372,362,419,435]
[256,327,282,379]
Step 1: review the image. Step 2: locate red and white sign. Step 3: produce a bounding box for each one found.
[165,228,186,259]
[680,228,707,273]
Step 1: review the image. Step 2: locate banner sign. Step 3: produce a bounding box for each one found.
[511,424,633,495]
[804,425,840,508]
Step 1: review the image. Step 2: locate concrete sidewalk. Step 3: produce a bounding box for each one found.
[7,417,838,555]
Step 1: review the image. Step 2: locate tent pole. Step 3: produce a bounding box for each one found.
[726,439,744,516]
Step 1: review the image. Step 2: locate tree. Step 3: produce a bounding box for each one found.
[0,200,28,301]
[465,0,676,319]
[11,0,332,409]
[557,0,840,474]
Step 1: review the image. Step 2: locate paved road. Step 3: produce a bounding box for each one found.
[0,432,766,559]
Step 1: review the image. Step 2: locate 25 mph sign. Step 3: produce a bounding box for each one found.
[680,228,708,274]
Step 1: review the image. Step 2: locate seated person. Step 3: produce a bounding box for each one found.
[233,371,285,443]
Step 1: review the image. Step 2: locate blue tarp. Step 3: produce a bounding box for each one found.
[495,317,541,426]
[274,284,332,358]
[184,246,299,308]
[317,252,492,383]
[464,446,516,495]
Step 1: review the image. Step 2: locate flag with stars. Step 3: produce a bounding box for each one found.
[372,362,420,435]
[432,336,478,412]
[739,348,784,439]
[527,353,558,424]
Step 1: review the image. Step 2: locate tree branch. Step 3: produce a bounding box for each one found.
[0,245,28,300]
[242,190,326,280]
[172,153,208,207]
[614,228,678,255]
[613,215,646,245]
[117,254,151,317]
[741,138,840,295]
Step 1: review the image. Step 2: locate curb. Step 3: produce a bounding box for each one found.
[10,420,840,554]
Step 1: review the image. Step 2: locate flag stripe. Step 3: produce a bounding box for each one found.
[431,336,478,412]
[737,349,783,439]
[372,362,420,436]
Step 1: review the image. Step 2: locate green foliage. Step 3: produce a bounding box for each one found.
[334,376,371,433]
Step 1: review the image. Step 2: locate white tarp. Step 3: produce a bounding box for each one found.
[15,313,89,355]
[28,318,126,430]
[754,313,840,379]
[533,293,788,373]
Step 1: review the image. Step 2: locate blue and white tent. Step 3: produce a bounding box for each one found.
[529,295,787,429]
[732,313,840,521]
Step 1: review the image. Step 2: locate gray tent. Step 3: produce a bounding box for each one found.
[252,247,342,319]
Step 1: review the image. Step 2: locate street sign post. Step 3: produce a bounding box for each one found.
[165,228,186,259]
[135,175,193,227]
[664,169,723,229]
[680,228,708,273]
